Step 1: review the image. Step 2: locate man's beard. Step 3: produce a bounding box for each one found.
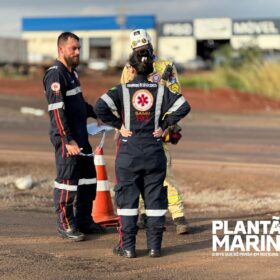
[64,55,79,69]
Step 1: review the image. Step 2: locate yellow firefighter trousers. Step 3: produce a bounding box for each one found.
[139,143,185,219]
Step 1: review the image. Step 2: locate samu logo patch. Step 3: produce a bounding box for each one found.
[132,90,154,112]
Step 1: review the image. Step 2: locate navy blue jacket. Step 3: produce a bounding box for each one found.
[43,60,96,148]
[95,75,190,137]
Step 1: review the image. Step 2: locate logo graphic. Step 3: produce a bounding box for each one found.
[51,82,60,92]
[152,74,161,83]
[132,90,154,112]
[212,217,280,257]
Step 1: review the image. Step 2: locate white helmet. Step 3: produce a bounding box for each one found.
[130,29,151,49]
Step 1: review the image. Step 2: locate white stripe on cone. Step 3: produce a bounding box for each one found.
[97,180,110,191]
[95,148,110,191]
[94,154,106,165]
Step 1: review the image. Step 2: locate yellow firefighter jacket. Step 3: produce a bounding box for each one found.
[121,58,181,94]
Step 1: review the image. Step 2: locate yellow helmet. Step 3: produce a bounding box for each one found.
[130,29,151,49]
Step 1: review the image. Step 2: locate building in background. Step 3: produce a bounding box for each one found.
[231,18,280,51]
[159,18,280,69]
[22,15,156,68]
[158,21,196,65]
[0,38,27,64]
[22,16,280,70]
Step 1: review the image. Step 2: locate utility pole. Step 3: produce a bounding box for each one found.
[117,0,126,66]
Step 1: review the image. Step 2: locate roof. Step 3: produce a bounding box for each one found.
[22,15,156,31]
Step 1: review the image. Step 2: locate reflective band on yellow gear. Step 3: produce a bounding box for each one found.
[170,83,179,93]
[163,133,170,143]
[168,194,183,204]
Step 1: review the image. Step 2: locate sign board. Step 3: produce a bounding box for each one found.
[194,18,232,39]
[233,19,280,35]
[158,22,193,36]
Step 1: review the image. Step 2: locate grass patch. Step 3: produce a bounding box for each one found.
[180,61,280,100]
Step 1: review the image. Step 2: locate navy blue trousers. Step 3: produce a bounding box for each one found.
[115,137,167,250]
[53,141,96,230]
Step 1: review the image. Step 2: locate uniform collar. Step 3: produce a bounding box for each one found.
[55,59,75,74]
[132,74,149,83]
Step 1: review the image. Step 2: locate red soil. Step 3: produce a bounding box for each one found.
[1,74,280,113]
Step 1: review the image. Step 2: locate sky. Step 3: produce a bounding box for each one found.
[0,0,280,37]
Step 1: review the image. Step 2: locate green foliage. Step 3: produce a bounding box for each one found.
[212,44,262,69]
[180,75,214,89]
[181,46,280,100]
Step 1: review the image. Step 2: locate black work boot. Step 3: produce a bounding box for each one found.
[78,221,106,234]
[113,244,136,258]
[57,228,85,242]
[173,216,189,235]
[137,214,147,229]
[148,249,161,258]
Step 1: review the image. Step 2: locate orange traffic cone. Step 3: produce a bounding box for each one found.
[92,144,119,227]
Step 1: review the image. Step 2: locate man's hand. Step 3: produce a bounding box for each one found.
[65,140,80,156]
[120,124,132,137]
[153,127,164,138]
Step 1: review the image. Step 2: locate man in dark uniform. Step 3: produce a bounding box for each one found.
[95,49,190,257]
[43,32,104,241]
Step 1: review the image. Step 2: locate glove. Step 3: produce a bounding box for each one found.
[162,124,182,145]
[169,131,182,144]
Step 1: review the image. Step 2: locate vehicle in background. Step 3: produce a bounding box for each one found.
[0,38,27,64]
[183,56,211,71]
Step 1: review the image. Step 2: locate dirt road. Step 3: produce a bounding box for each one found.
[1,89,280,279]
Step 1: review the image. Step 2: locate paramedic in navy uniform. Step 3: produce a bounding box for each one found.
[95,49,191,257]
[43,32,105,241]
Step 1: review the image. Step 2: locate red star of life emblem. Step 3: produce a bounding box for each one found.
[132,90,154,112]
[137,94,149,107]
[51,82,60,92]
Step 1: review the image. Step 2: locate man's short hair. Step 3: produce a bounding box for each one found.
[57,32,79,47]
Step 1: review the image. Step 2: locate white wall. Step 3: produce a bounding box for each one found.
[158,37,196,64]
[194,18,232,40]
[231,35,280,50]
[22,29,157,65]
[22,31,59,62]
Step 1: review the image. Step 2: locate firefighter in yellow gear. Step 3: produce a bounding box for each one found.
[120,29,188,234]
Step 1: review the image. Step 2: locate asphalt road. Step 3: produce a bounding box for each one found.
[1,94,280,165]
